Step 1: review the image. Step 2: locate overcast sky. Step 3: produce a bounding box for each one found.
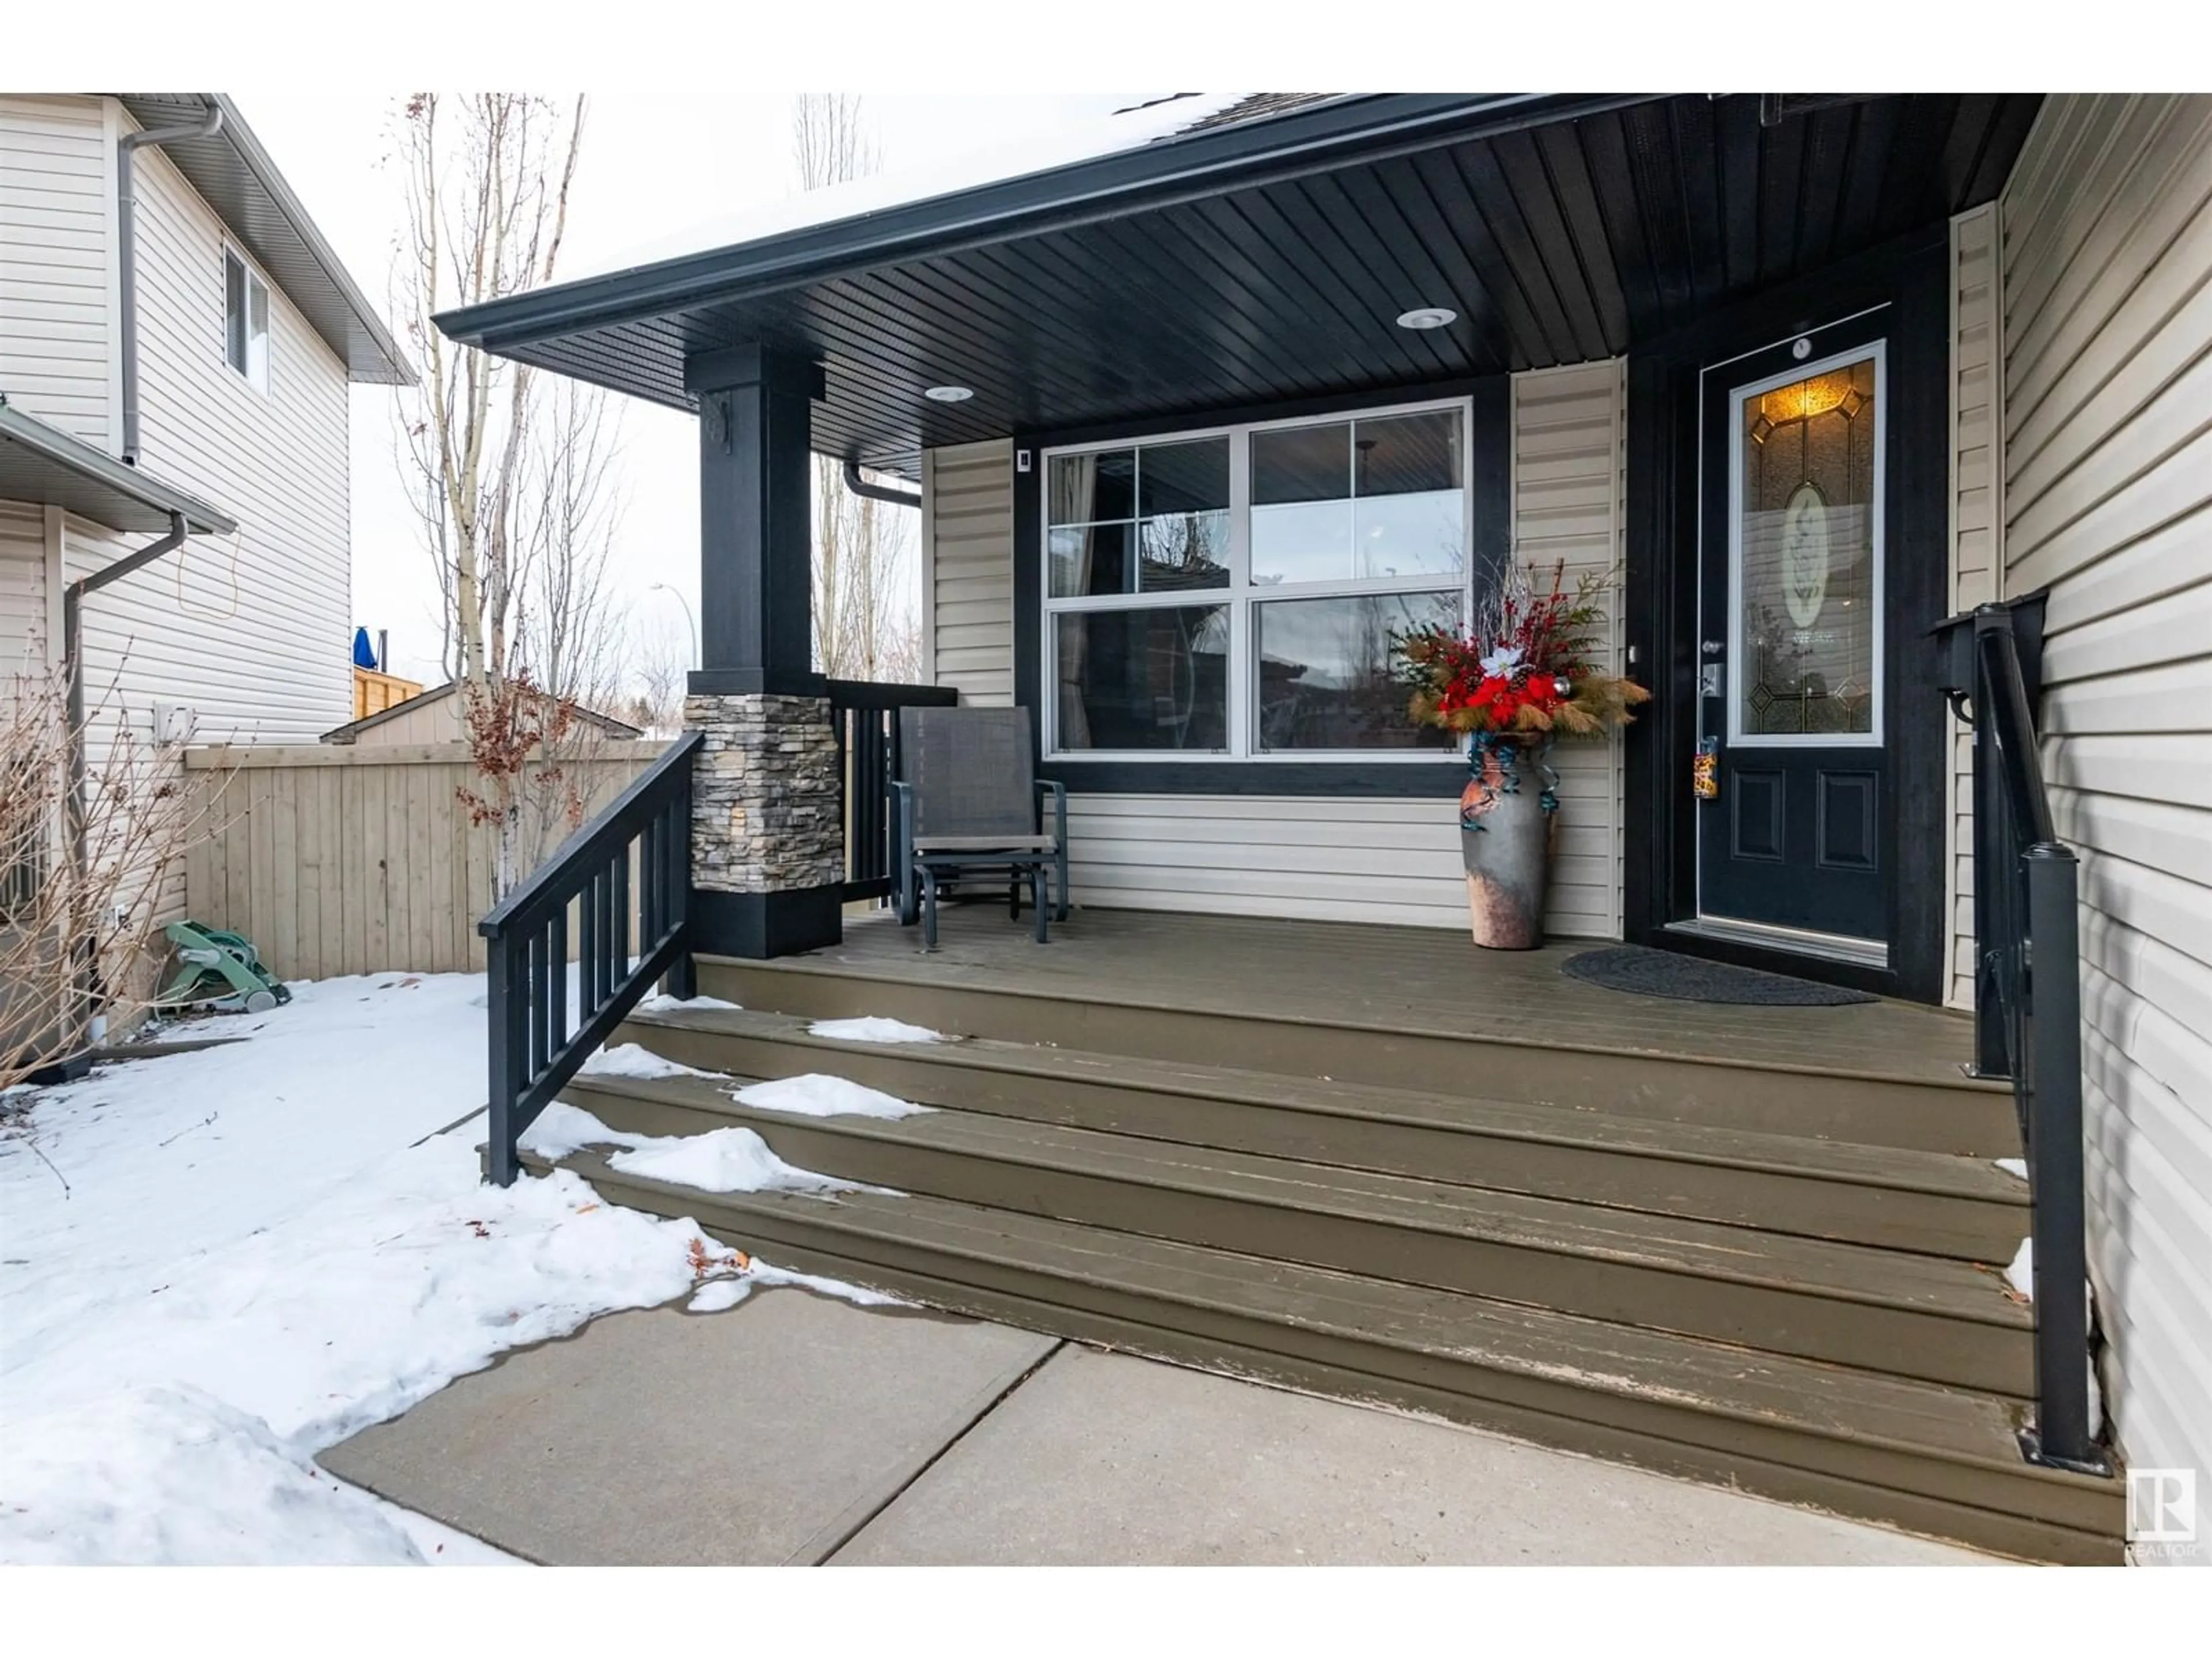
[236,92,1153,686]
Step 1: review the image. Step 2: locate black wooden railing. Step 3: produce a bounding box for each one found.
[479,730,703,1186]
[827,678,957,903]
[1950,600,2105,1474]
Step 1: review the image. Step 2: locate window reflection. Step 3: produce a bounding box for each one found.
[1252,410,1464,585]
[1050,439,1229,597]
[1055,607,1230,752]
[1255,592,1461,752]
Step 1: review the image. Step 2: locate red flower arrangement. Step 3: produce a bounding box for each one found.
[1397,559,1649,737]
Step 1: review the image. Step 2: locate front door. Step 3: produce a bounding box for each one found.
[1695,316,1889,957]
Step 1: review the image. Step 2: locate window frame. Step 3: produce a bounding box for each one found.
[1040,393,1475,763]
[223,244,271,396]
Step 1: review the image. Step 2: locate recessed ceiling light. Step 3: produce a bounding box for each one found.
[1395,306,1457,331]
[923,384,974,403]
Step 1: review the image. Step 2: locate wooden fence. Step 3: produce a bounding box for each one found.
[183,741,665,980]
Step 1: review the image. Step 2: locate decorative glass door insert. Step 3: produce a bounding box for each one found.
[1728,345,1883,747]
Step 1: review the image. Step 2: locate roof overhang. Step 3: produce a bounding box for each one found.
[0,396,237,536]
[116,94,414,387]
[436,91,2042,478]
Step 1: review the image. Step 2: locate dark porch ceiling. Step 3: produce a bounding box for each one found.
[440,92,2041,478]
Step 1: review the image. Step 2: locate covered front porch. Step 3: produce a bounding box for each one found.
[437,91,2120,1554]
[436,90,2047,1006]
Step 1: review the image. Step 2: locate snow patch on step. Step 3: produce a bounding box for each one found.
[808,1016,952,1045]
[579,1043,724,1081]
[730,1073,933,1120]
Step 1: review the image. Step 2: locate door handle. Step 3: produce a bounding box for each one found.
[1699,663,1724,697]
[1701,639,1726,656]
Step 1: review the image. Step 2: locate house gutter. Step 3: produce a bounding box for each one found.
[118,100,225,465]
[842,459,921,508]
[63,511,190,866]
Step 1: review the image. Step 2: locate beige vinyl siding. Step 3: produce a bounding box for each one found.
[1065,752,1626,931]
[1946,205,2002,1009]
[54,115,355,928]
[922,368,1631,937]
[1511,358,1628,938]
[923,439,1015,706]
[65,128,353,750]
[0,95,113,449]
[925,373,1637,938]
[1999,93,2212,1512]
[0,499,50,674]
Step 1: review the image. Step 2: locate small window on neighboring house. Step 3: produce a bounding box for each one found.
[0,747,43,925]
[224,247,270,393]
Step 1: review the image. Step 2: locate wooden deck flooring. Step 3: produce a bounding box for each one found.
[803,904,1979,1089]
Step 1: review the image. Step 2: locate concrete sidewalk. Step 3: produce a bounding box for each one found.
[321,1289,1993,1566]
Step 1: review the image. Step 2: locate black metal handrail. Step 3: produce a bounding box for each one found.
[1960,604,2105,1474]
[479,730,703,1185]
[827,678,958,903]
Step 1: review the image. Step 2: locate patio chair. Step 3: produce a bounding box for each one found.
[893,706,1069,950]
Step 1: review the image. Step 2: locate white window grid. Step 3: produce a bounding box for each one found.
[1040,393,1475,762]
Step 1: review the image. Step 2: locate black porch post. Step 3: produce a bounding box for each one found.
[681,343,844,959]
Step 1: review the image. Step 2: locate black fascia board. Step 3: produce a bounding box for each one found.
[435,93,1657,354]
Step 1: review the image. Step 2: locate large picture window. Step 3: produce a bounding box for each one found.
[1044,399,1469,758]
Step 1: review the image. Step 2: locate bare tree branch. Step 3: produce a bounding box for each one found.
[1,667,234,1094]
[790,96,921,683]
[388,93,626,901]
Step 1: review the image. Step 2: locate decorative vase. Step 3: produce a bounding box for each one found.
[1459,732,1558,949]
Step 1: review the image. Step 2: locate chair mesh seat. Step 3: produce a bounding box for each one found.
[895,706,1069,948]
[914,834,1059,852]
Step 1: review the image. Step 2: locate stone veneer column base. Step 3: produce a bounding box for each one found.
[685,691,843,959]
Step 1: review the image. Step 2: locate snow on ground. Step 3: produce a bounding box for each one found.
[808,1015,952,1045]
[1994,1157,2028,1180]
[688,1260,908,1315]
[1,1384,427,1566]
[637,992,741,1014]
[732,1073,933,1119]
[1,973,490,1367]
[0,972,896,1565]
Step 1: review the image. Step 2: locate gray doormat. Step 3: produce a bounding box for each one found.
[1560,946,1878,1006]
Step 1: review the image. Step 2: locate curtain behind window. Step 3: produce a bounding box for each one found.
[1051,456,1099,747]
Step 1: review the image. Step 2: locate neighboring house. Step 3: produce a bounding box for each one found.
[0,92,409,922]
[318,680,647,747]
[440,92,2209,1562]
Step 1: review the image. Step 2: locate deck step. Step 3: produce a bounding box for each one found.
[520,1143,2122,1565]
[615,1006,2031,1263]
[699,953,2019,1157]
[564,1060,2035,1397]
